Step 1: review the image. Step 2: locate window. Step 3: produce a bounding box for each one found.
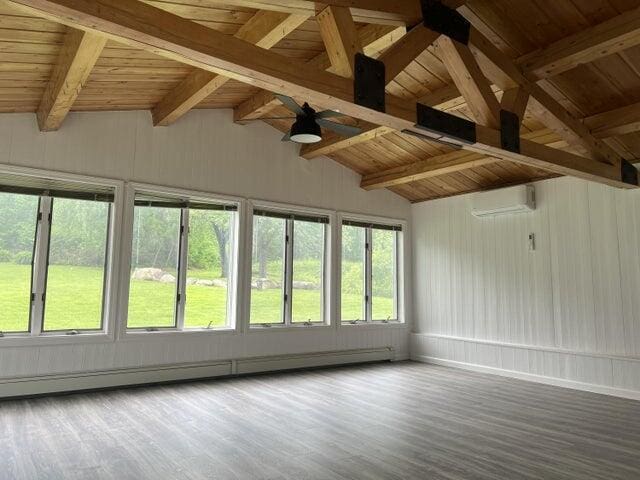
[341,219,401,323]
[0,175,114,337]
[0,192,39,334]
[43,197,111,331]
[128,193,238,331]
[250,208,328,326]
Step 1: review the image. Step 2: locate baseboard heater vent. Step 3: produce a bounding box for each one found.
[235,347,393,375]
[0,348,393,399]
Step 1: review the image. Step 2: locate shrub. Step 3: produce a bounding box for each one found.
[13,251,32,265]
[0,249,12,262]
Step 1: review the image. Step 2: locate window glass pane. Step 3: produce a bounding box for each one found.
[341,224,365,321]
[128,206,181,328]
[371,228,397,320]
[0,192,38,333]
[250,216,285,324]
[185,209,235,329]
[291,220,324,323]
[44,198,110,331]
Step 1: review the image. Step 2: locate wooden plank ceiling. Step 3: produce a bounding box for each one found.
[1,0,640,202]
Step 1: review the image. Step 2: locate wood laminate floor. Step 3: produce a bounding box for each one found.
[0,361,639,480]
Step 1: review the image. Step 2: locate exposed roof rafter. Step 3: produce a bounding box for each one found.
[37,27,106,131]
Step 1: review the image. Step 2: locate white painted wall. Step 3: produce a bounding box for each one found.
[0,110,411,381]
[411,176,640,399]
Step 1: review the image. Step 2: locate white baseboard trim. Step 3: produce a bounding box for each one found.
[0,348,394,399]
[414,355,640,401]
[418,333,640,363]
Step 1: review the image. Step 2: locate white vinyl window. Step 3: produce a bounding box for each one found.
[127,192,238,331]
[0,178,115,337]
[341,219,401,324]
[250,208,328,327]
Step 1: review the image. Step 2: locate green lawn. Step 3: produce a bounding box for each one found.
[0,263,393,332]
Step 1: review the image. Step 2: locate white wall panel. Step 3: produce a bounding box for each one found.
[0,110,411,381]
[412,176,640,397]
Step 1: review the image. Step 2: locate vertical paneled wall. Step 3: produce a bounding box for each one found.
[411,177,640,397]
[0,111,411,379]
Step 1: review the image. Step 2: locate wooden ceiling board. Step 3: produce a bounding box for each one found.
[2,0,640,201]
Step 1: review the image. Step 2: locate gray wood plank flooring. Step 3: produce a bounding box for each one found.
[0,361,639,480]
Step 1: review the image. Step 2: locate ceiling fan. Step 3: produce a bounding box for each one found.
[252,94,363,144]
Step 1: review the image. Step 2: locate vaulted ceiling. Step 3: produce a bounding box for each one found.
[2,0,640,202]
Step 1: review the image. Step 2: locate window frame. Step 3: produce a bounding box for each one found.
[247,200,332,330]
[338,213,405,326]
[122,183,242,337]
[0,165,122,346]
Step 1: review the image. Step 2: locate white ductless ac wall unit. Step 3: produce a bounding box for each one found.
[471,184,535,217]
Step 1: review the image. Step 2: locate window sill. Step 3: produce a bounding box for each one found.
[0,332,113,347]
[340,321,406,328]
[249,323,330,333]
[121,327,237,340]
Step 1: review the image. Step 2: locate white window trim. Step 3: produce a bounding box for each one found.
[245,199,334,331]
[119,182,243,339]
[337,212,407,327]
[0,164,123,347]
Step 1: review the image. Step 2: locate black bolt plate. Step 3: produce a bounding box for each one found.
[354,53,385,113]
[415,103,477,145]
[421,0,471,45]
[500,109,520,153]
[621,159,639,186]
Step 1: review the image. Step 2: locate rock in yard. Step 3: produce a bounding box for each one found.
[292,280,317,290]
[131,267,164,281]
[159,274,176,283]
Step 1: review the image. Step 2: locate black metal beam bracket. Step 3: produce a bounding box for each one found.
[354,53,385,113]
[414,103,477,146]
[421,0,471,45]
[621,159,639,186]
[500,109,520,153]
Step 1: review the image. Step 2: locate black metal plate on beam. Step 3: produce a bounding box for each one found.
[421,0,471,45]
[621,159,639,186]
[415,103,476,145]
[354,53,385,113]
[500,109,520,153]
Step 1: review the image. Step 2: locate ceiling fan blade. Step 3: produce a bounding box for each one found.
[275,94,304,115]
[281,132,291,142]
[316,110,345,119]
[316,119,362,138]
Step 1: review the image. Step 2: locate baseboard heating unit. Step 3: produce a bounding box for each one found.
[0,347,394,399]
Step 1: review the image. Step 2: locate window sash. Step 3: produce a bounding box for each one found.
[251,214,327,327]
[341,223,400,324]
[128,204,236,331]
[40,199,112,332]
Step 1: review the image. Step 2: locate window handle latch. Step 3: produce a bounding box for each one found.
[66,330,79,336]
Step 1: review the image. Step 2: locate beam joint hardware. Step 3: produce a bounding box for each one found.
[411,103,477,147]
[421,0,470,45]
[500,110,520,153]
[621,159,639,186]
[354,53,386,112]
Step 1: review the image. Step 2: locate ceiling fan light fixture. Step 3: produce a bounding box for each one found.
[289,115,322,144]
